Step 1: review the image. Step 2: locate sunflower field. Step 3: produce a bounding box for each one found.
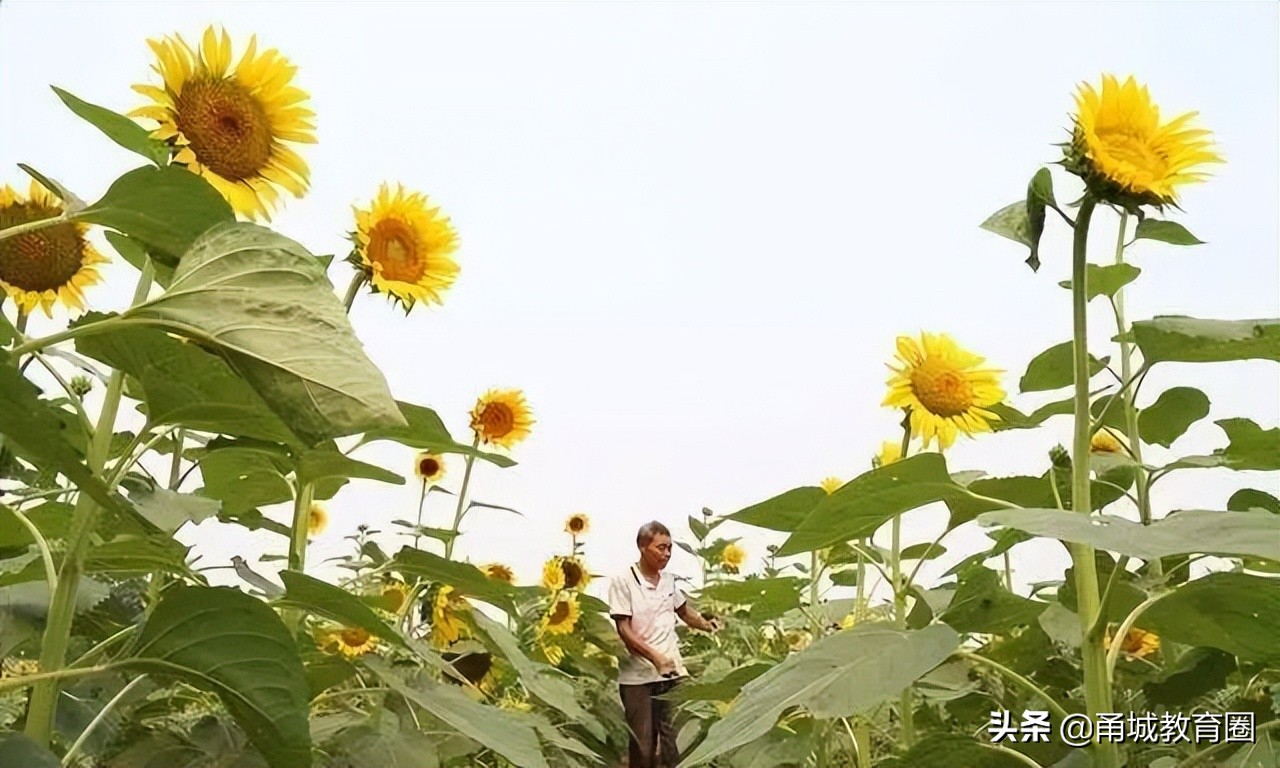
[2,20,1279,768]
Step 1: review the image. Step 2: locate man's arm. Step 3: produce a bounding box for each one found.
[613,615,674,674]
[676,602,718,632]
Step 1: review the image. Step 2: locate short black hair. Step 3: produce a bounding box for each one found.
[637,521,671,547]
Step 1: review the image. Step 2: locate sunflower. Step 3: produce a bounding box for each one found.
[720,543,746,573]
[413,452,446,483]
[551,556,591,592]
[876,440,903,468]
[379,582,409,614]
[470,389,535,449]
[540,593,580,636]
[498,690,534,712]
[541,642,565,666]
[1105,627,1160,660]
[131,26,315,220]
[429,586,469,648]
[0,181,107,317]
[819,477,842,495]
[540,557,566,591]
[481,563,515,584]
[1064,74,1222,210]
[330,626,377,658]
[307,502,328,536]
[785,630,812,653]
[1090,428,1126,454]
[350,183,460,311]
[564,513,591,536]
[882,333,1005,450]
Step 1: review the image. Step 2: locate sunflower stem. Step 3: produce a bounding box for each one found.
[342,273,367,314]
[1068,196,1118,768]
[808,551,822,635]
[288,481,317,573]
[443,439,479,561]
[2,503,58,590]
[891,414,914,748]
[1104,591,1167,682]
[24,261,153,747]
[0,212,69,244]
[413,479,427,550]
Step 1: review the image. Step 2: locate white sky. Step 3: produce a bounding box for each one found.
[3,2,1277,609]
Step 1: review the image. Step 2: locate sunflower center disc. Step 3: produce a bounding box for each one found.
[909,361,975,418]
[1096,128,1167,188]
[340,628,370,646]
[550,601,571,624]
[0,202,85,292]
[368,219,426,282]
[175,78,274,181]
[477,403,515,438]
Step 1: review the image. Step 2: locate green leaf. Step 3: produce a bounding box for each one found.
[119,474,220,534]
[86,535,191,577]
[295,444,403,487]
[1132,316,1280,365]
[328,714,439,768]
[1020,341,1109,393]
[980,200,1038,271]
[74,166,233,261]
[118,223,405,445]
[901,543,947,561]
[1138,386,1210,448]
[105,231,176,288]
[939,565,1046,635]
[688,514,709,541]
[680,624,960,766]
[662,662,772,703]
[1058,263,1142,302]
[358,401,514,468]
[1143,647,1235,706]
[18,164,87,211]
[1139,573,1280,663]
[728,486,824,533]
[1162,419,1280,472]
[52,86,171,165]
[0,733,61,768]
[0,502,72,554]
[277,571,406,648]
[1228,489,1280,515]
[1134,218,1204,246]
[699,577,803,621]
[391,547,517,614]
[888,733,1028,768]
[1025,169,1054,272]
[121,585,311,768]
[1223,730,1278,768]
[195,443,292,516]
[363,658,549,768]
[778,454,967,556]
[976,508,1280,562]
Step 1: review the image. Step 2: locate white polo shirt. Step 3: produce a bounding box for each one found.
[607,564,688,686]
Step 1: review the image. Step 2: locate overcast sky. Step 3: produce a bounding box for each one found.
[2,2,1276,608]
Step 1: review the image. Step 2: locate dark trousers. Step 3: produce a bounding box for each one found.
[620,680,679,768]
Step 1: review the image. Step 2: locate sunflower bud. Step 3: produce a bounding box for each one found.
[68,375,93,397]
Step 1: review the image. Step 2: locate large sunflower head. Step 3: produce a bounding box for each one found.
[481,563,515,584]
[720,543,746,573]
[1063,74,1222,210]
[882,333,1005,450]
[819,477,842,495]
[413,452,446,483]
[307,502,328,536]
[564,513,591,536]
[350,183,460,311]
[131,26,315,220]
[540,593,581,636]
[469,389,535,449]
[0,181,107,317]
[429,585,470,648]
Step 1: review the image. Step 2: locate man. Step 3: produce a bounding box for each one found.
[608,521,718,768]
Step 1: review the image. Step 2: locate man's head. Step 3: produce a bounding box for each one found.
[636,521,672,571]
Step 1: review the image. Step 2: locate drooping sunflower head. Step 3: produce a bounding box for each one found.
[882,333,1005,450]
[328,626,377,658]
[1105,627,1160,659]
[540,593,581,636]
[540,557,566,591]
[307,502,328,536]
[131,26,315,220]
[1090,428,1127,454]
[481,563,515,584]
[0,181,107,317]
[1063,75,1222,210]
[350,183,460,311]
[429,585,470,648]
[720,543,746,573]
[413,452,446,483]
[470,389,535,449]
[540,642,565,666]
[554,556,592,592]
[564,513,591,536]
[380,582,409,614]
[819,477,842,495]
[875,440,903,469]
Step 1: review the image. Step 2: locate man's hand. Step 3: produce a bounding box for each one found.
[653,654,677,677]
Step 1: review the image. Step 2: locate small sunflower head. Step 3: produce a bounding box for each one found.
[469,389,535,449]
[564,513,591,536]
[1062,74,1222,211]
[819,477,842,495]
[349,183,460,312]
[1104,627,1160,660]
[380,582,409,613]
[429,585,470,648]
[413,452,446,483]
[480,563,515,584]
[555,556,591,592]
[327,626,377,658]
[540,557,566,591]
[539,593,581,636]
[0,181,108,317]
[882,332,1005,450]
[874,440,903,469]
[720,543,746,574]
[307,502,328,536]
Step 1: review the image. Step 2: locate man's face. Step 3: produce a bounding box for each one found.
[640,533,673,571]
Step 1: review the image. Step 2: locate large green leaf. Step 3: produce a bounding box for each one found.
[1138,573,1280,663]
[1058,263,1142,302]
[121,585,311,768]
[363,658,549,768]
[1132,316,1280,365]
[663,662,772,703]
[359,401,514,468]
[940,565,1046,635]
[0,733,61,768]
[295,444,403,487]
[1161,418,1280,472]
[1138,386,1210,448]
[52,87,171,165]
[119,222,405,446]
[976,508,1280,562]
[777,454,968,556]
[884,733,1028,768]
[1228,489,1280,515]
[195,443,293,515]
[105,231,176,288]
[74,166,233,261]
[328,714,439,768]
[119,475,220,535]
[728,486,825,533]
[75,318,300,445]
[680,624,960,766]
[391,547,517,614]
[277,571,406,648]
[699,577,803,621]
[1020,341,1109,393]
[1143,647,1235,706]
